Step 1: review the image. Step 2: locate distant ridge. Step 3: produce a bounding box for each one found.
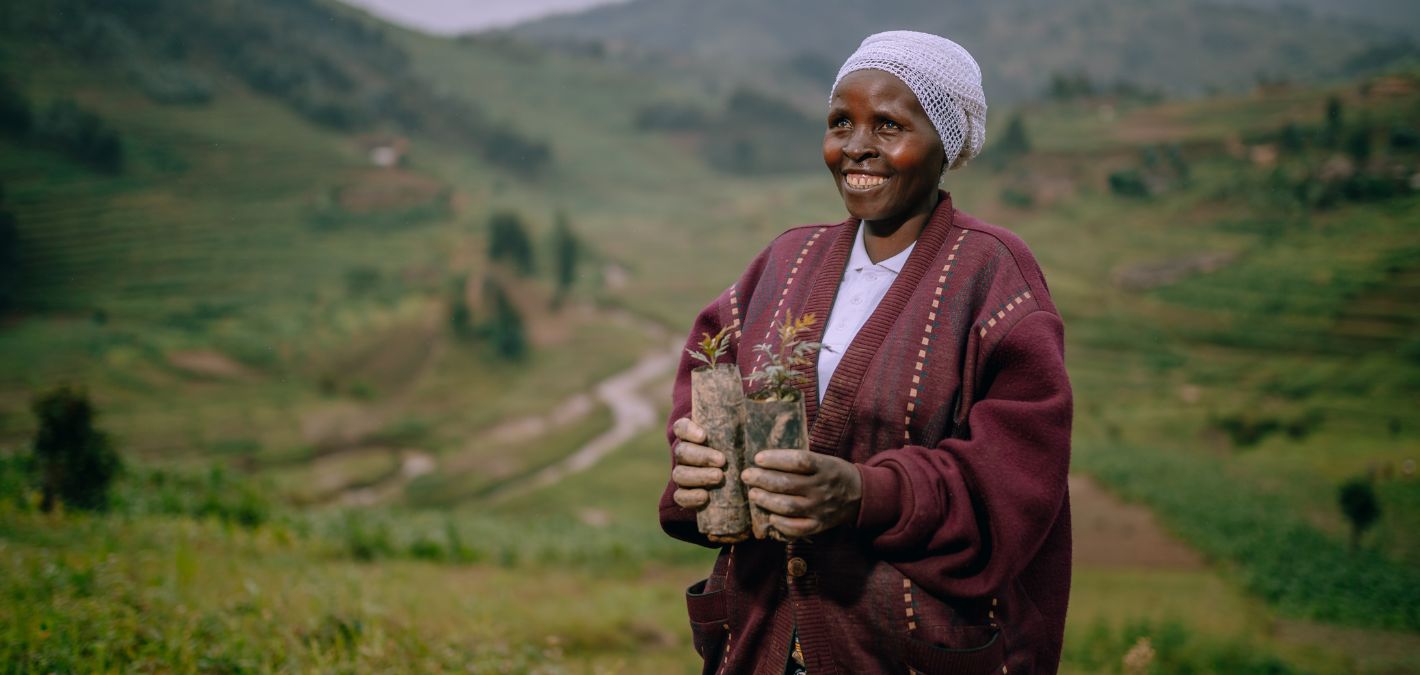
[511,0,1419,102]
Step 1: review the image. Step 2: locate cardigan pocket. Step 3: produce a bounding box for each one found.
[686,578,729,673]
[902,626,1004,675]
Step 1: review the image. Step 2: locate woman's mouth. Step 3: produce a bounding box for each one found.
[844,173,887,190]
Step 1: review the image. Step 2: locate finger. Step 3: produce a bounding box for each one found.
[769,514,820,539]
[673,488,709,510]
[671,417,707,444]
[753,449,817,474]
[673,465,725,489]
[674,441,725,468]
[747,487,813,517]
[741,467,810,495]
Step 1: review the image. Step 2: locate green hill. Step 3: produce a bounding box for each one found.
[513,0,1420,103]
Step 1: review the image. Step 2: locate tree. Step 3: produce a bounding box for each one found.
[1337,476,1380,551]
[1323,95,1344,148]
[32,385,121,512]
[480,278,526,361]
[487,211,534,276]
[549,211,579,308]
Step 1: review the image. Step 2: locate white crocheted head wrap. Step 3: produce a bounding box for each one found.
[831,30,988,171]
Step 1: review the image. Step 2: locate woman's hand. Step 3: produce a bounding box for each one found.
[670,417,727,511]
[742,450,862,539]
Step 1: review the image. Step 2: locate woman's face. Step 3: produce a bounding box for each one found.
[823,69,946,230]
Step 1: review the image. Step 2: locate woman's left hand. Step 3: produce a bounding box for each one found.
[741,450,862,539]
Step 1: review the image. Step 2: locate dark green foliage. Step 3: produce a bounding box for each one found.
[1345,125,1372,164]
[1278,122,1305,153]
[487,211,535,276]
[33,99,124,173]
[480,278,527,361]
[31,385,121,512]
[1389,125,1420,151]
[1047,70,1097,101]
[549,212,579,306]
[1338,477,1380,550]
[1324,95,1344,147]
[0,76,32,136]
[1108,169,1151,198]
[1212,412,1282,447]
[0,203,17,315]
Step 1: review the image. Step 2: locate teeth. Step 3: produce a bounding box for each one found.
[846,173,886,189]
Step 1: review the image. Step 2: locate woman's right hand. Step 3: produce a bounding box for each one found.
[671,417,727,511]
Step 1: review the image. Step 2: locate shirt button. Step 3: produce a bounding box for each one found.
[787,557,808,577]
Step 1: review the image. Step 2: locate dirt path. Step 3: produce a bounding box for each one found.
[483,338,682,503]
[1069,474,1203,569]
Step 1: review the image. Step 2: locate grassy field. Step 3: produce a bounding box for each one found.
[1,2,1419,672]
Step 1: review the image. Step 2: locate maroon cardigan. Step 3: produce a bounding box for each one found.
[660,194,1073,674]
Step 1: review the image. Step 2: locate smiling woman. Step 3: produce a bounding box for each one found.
[660,31,1073,675]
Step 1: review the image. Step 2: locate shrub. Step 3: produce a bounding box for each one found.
[1338,477,1380,551]
[0,76,32,136]
[31,385,122,512]
[1108,169,1151,198]
[487,211,535,275]
[33,99,125,173]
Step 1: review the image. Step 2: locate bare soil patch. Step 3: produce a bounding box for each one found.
[166,349,258,381]
[1070,474,1204,570]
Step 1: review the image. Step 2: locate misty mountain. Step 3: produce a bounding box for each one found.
[511,0,1419,102]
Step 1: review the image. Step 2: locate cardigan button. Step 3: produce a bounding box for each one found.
[787,557,808,577]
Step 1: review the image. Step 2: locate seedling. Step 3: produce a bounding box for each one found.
[687,326,733,368]
[746,310,824,400]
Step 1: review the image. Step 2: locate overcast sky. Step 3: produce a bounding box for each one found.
[336,0,628,34]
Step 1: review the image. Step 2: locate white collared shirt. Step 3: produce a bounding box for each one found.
[817,222,915,402]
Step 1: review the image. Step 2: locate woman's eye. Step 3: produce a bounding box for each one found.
[831,117,851,129]
[880,120,901,130]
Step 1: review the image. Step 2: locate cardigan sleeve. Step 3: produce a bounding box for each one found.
[854,308,1072,599]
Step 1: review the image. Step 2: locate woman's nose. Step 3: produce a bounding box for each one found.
[843,128,877,161]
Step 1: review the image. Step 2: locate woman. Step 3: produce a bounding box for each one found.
[661,31,1072,674]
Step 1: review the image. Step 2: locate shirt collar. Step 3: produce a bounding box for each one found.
[849,221,915,275]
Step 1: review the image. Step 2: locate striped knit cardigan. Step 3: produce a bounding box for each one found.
[660,193,1073,674]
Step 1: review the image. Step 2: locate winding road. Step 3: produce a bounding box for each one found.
[483,338,682,502]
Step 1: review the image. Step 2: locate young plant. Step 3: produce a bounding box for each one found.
[746,310,824,401]
[687,326,733,368]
